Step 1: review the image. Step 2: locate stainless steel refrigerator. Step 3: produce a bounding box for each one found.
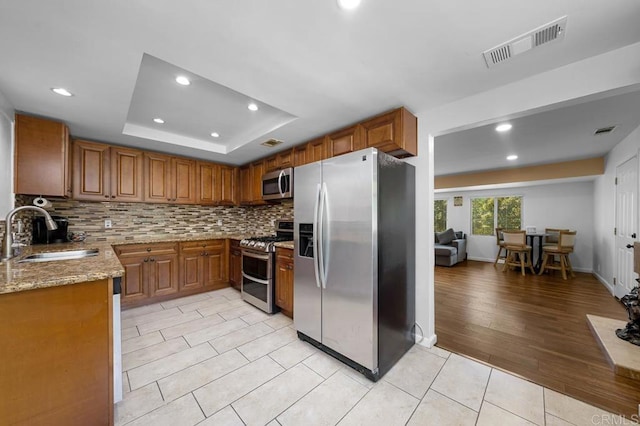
[294,147,415,381]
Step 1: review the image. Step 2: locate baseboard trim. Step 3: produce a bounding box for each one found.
[467,256,496,262]
[593,271,614,295]
[416,333,437,348]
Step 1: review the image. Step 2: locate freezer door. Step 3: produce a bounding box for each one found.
[293,161,323,342]
[320,149,377,370]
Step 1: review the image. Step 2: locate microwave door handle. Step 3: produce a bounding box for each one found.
[278,170,285,197]
[313,183,321,288]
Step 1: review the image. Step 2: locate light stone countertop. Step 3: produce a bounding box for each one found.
[274,241,294,250]
[0,234,260,295]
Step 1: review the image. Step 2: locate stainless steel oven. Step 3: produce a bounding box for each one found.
[240,219,293,313]
[262,168,293,201]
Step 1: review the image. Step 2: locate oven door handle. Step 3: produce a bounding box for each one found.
[242,272,270,285]
[241,251,270,261]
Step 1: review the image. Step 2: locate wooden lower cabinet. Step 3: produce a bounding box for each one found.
[275,247,294,318]
[0,279,113,424]
[117,240,229,309]
[229,239,242,291]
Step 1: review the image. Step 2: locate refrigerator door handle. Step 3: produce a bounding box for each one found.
[278,170,285,197]
[318,182,328,289]
[322,183,330,287]
[313,183,321,288]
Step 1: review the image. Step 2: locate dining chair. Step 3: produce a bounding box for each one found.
[543,228,569,247]
[502,230,535,276]
[493,227,507,267]
[538,230,577,279]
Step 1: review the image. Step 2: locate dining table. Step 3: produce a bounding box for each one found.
[526,232,550,274]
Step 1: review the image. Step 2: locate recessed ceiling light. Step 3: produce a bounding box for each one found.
[210,132,220,138]
[496,123,513,132]
[507,155,518,161]
[337,0,361,10]
[51,88,73,97]
[153,118,165,124]
[175,76,190,86]
[248,103,259,111]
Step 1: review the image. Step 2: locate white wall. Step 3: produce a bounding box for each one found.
[593,123,640,293]
[412,41,640,348]
[0,89,14,219]
[436,181,594,271]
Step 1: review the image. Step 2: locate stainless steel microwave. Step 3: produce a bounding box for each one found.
[262,168,293,201]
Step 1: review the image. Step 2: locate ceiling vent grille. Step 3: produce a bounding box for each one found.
[261,138,284,147]
[594,126,616,135]
[483,16,567,68]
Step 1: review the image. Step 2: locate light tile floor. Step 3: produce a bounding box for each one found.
[116,288,638,425]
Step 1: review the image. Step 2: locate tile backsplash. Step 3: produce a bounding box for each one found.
[12,196,293,243]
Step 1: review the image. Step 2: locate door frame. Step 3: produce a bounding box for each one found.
[614,153,639,299]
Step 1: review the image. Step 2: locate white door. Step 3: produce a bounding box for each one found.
[615,156,638,299]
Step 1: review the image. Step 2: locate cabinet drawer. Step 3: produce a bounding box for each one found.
[180,240,225,252]
[115,242,178,257]
[276,247,293,259]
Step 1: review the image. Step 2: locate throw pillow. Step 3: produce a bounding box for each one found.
[437,228,456,245]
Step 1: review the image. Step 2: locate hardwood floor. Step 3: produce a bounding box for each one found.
[435,260,640,418]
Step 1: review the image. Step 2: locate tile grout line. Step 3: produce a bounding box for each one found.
[229,404,247,425]
[191,390,208,421]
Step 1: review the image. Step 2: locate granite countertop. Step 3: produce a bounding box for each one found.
[274,241,294,250]
[0,234,261,295]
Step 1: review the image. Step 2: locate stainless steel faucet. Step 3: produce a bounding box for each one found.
[2,206,58,261]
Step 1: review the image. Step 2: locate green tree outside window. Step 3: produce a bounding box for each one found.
[471,196,522,235]
[434,199,447,232]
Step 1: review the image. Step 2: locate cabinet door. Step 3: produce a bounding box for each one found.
[15,114,71,197]
[275,249,294,316]
[265,155,279,173]
[111,146,144,202]
[293,145,308,167]
[251,160,266,204]
[120,255,149,307]
[72,140,110,201]
[278,149,294,169]
[197,162,215,205]
[179,248,204,291]
[229,241,242,291]
[149,254,179,297]
[360,107,417,157]
[307,137,327,163]
[144,153,172,203]
[172,158,196,204]
[239,165,252,205]
[327,125,363,157]
[216,166,238,206]
[203,240,228,289]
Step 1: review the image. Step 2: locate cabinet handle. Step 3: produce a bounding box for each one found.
[111,195,116,198]
[205,252,209,256]
[201,252,205,256]
[146,248,152,252]
[150,257,155,262]
[104,195,109,198]
[144,257,149,262]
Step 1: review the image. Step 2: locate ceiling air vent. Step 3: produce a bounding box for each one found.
[483,16,567,68]
[261,138,284,147]
[594,126,616,135]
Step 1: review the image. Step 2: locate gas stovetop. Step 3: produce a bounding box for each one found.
[240,219,293,252]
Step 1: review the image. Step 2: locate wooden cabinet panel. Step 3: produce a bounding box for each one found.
[278,149,294,169]
[150,254,179,297]
[197,162,215,205]
[15,114,71,197]
[294,145,308,167]
[251,160,265,204]
[275,248,294,317]
[111,146,144,202]
[72,139,110,201]
[229,240,242,291]
[265,155,279,173]
[172,157,196,204]
[327,125,363,157]
[239,165,252,204]
[307,137,327,164]
[360,107,417,157]
[217,165,237,205]
[203,240,227,290]
[119,256,148,306]
[144,153,172,203]
[180,249,204,291]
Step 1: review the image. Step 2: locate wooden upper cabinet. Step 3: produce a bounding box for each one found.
[73,140,110,201]
[144,153,172,203]
[251,160,267,205]
[144,154,195,204]
[197,162,237,206]
[327,125,364,157]
[73,140,144,202]
[265,155,279,173]
[360,107,417,157]
[294,145,308,167]
[239,165,252,205]
[307,137,327,164]
[172,157,196,204]
[278,149,294,169]
[15,114,71,197]
[110,146,144,202]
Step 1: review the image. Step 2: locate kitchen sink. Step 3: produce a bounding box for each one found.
[17,249,99,263]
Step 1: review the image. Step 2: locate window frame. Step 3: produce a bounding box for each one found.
[470,195,523,236]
